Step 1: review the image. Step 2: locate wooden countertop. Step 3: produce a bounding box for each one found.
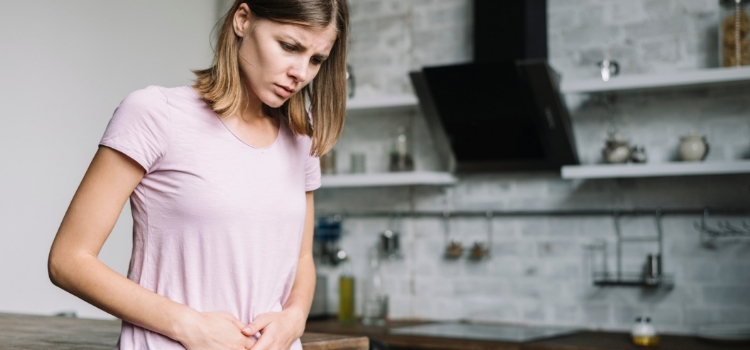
[305,317,746,350]
[0,313,367,350]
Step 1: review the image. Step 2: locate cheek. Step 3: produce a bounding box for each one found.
[243,40,284,76]
[304,66,323,84]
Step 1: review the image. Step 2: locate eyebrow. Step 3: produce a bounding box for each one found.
[284,35,329,60]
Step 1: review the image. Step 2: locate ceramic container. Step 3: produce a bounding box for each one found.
[603,135,631,164]
[678,132,709,161]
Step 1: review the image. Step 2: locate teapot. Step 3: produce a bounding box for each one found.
[603,134,631,164]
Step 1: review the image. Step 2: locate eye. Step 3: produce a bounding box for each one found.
[311,57,324,65]
[280,42,296,52]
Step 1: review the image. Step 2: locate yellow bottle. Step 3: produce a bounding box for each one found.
[631,317,659,347]
[338,257,356,324]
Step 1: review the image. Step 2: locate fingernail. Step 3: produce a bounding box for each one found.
[243,327,251,333]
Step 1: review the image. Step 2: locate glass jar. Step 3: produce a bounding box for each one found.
[631,316,659,347]
[720,0,750,67]
[361,247,388,326]
[388,127,414,172]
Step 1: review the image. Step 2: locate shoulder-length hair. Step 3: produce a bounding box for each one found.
[193,0,349,157]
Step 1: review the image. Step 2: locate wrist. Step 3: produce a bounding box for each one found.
[168,307,201,343]
[283,305,308,337]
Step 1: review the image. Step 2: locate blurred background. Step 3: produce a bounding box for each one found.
[1,0,749,339]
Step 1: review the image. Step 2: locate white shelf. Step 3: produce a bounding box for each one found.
[561,161,750,179]
[345,94,418,111]
[320,171,456,188]
[560,66,750,94]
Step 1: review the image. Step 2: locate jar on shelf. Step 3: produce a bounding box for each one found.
[388,127,414,172]
[720,0,750,67]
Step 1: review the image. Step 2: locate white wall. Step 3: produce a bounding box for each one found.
[0,1,217,319]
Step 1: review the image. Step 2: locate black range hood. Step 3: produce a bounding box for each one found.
[410,60,578,172]
[408,0,578,172]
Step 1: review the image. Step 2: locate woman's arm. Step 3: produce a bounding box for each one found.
[282,191,317,322]
[242,191,316,348]
[48,146,254,349]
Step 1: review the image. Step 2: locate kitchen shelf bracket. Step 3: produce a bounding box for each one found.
[695,207,750,246]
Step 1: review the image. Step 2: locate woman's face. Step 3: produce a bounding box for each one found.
[234,4,338,108]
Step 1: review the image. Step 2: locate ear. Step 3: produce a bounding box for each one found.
[233,3,252,38]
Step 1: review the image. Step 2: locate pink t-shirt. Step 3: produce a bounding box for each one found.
[100,85,320,350]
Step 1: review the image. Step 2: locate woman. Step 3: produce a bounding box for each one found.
[48,1,348,349]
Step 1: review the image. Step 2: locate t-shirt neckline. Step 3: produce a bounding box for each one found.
[186,86,283,151]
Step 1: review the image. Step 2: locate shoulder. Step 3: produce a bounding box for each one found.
[114,86,173,118]
[108,86,173,137]
[122,85,169,105]
[117,85,203,116]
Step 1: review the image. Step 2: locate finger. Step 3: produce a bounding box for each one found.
[244,336,257,350]
[229,316,246,330]
[242,315,271,337]
[246,332,271,350]
[218,312,247,330]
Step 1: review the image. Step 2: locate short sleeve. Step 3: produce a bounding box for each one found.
[305,153,322,191]
[304,110,321,191]
[99,86,171,173]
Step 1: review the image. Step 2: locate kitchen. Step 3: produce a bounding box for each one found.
[1,0,749,349]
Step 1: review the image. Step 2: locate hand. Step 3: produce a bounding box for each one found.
[179,312,257,350]
[242,308,306,350]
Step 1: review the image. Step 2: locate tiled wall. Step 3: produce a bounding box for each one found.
[315,0,750,334]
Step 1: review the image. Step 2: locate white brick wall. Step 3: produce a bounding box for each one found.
[316,0,750,334]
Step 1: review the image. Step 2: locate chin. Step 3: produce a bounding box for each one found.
[262,94,289,109]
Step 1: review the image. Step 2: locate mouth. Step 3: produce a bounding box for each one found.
[274,84,295,98]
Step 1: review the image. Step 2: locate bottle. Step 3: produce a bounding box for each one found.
[631,316,659,347]
[361,247,388,326]
[337,255,356,324]
[389,127,414,172]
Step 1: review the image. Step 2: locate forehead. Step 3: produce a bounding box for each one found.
[258,19,338,52]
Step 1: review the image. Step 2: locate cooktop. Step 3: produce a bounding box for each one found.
[388,322,580,343]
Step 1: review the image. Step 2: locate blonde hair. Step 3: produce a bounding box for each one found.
[193,0,349,157]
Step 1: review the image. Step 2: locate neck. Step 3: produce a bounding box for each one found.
[237,86,267,123]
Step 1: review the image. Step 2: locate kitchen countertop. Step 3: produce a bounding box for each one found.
[305,317,746,350]
[0,313,368,350]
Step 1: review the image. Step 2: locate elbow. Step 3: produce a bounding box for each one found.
[47,251,63,288]
[47,248,71,289]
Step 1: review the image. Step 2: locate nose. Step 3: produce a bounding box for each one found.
[288,58,308,83]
